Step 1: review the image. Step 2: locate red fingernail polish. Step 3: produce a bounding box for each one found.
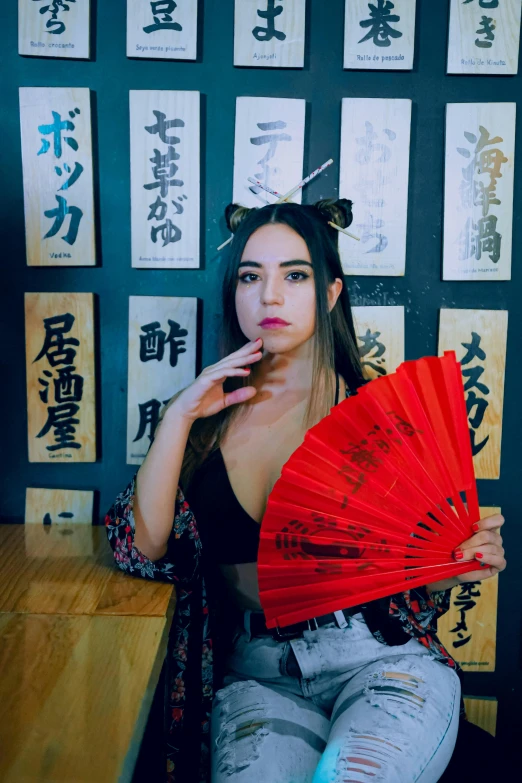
[476,552,483,559]
[454,550,464,560]
[472,523,479,532]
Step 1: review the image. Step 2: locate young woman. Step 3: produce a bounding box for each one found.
[105,200,506,783]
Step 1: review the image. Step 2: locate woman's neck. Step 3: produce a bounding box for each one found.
[252,348,315,401]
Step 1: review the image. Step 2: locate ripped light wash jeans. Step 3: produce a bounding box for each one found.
[210,612,460,783]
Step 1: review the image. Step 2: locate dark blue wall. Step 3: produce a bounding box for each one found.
[1,0,520,763]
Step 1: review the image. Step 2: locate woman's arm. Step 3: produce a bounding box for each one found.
[133,401,192,561]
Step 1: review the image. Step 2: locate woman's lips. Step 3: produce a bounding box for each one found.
[258,318,290,329]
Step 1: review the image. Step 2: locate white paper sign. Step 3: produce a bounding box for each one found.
[127,0,198,60]
[233,96,306,207]
[447,0,522,75]
[19,0,90,59]
[352,305,405,380]
[234,0,306,67]
[19,87,96,267]
[344,0,416,70]
[130,90,200,268]
[127,296,197,464]
[339,98,412,276]
[443,102,516,281]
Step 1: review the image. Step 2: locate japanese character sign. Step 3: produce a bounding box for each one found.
[19,0,90,58]
[340,98,412,276]
[127,296,197,464]
[438,309,508,480]
[234,0,306,67]
[233,96,305,208]
[443,103,515,280]
[19,87,95,266]
[437,510,499,672]
[25,293,96,463]
[344,0,416,70]
[130,90,200,268]
[352,306,405,381]
[127,0,198,60]
[447,0,522,74]
[25,488,94,525]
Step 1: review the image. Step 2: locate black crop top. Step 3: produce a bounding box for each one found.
[184,373,341,565]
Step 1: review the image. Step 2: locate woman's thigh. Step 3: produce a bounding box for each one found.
[311,654,461,783]
[211,678,330,783]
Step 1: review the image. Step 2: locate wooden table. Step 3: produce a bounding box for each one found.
[0,524,177,783]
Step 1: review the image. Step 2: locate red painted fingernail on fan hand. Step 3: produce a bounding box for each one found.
[454,549,464,560]
[476,552,483,559]
[472,523,480,532]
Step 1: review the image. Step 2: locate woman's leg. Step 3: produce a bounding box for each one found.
[311,654,460,783]
[211,678,330,783]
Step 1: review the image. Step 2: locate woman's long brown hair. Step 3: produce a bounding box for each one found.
[162,200,366,489]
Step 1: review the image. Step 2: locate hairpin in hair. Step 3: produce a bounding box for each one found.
[217,158,360,251]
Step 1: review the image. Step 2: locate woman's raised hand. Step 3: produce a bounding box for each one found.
[172,338,263,422]
[452,512,506,584]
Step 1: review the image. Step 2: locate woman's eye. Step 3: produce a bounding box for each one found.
[238,273,259,283]
[287,272,309,282]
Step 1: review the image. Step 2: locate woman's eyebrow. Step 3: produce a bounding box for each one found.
[238,259,313,269]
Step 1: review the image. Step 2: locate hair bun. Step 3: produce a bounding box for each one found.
[224,203,255,233]
[314,198,353,230]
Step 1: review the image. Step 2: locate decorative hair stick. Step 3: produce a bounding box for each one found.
[275,158,334,203]
[248,171,360,242]
[217,158,359,250]
[217,235,233,251]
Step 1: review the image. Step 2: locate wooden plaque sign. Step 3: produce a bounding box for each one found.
[127,0,198,60]
[19,87,96,267]
[130,90,200,268]
[443,102,516,281]
[25,293,96,463]
[344,0,416,70]
[232,96,306,208]
[339,98,412,276]
[437,506,500,672]
[351,305,405,380]
[25,488,94,524]
[234,0,306,68]
[19,0,91,59]
[127,296,197,465]
[438,309,508,479]
[463,696,498,736]
[447,0,522,75]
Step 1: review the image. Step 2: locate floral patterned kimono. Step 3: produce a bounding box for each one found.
[105,471,460,783]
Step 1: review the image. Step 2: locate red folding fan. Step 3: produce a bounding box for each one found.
[258,351,480,629]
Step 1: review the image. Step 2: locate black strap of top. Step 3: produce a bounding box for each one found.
[335,371,340,405]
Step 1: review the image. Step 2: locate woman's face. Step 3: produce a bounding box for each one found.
[235,222,342,354]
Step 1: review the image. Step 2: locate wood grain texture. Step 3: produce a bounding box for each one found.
[25,487,94,525]
[437,506,500,672]
[127,0,198,59]
[234,0,306,67]
[25,292,96,463]
[447,0,521,75]
[344,0,416,70]
[0,525,176,617]
[127,295,197,464]
[443,102,516,281]
[352,305,405,380]
[19,0,90,59]
[130,89,200,268]
[19,87,95,266]
[438,309,508,479]
[339,97,411,276]
[0,612,171,782]
[463,696,498,736]
[233,96,306,207]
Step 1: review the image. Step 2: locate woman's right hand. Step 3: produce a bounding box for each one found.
[170,338,263,423]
